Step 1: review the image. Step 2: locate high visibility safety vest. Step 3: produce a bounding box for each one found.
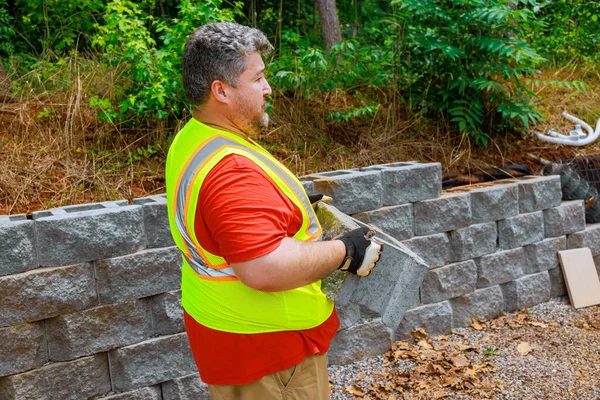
[166,119,334,334]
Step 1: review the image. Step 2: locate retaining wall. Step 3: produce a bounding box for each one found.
[1,162,598,399]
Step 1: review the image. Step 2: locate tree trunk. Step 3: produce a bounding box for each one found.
[317,0,342,54]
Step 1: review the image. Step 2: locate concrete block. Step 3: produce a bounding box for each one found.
[0,218,38,276]
[312,170,383,214]
[109,333,197,392]
[567,223,600,256]
[133,195,175,249]
[548,267,568,298]
[376,162,442,205]
[501,271,551,312]
[46,300,152,361]
[595,255,600,278]
[470,183,519,224]
[401,233,453,268]
[524,237,567,274]
[316,203,428,331]
[151,291,184,336]
[162,373,210,400]
[98,386,162,400]
[328,319,392,365]
[394,301,452,340]
[543,200,585,238]
[413,192,471,235]
[448,222,497,261]
[450,286,504,327]
[421,260,478,304]
[0,322,47,377]
[0,263,97,328]
[95,247,182,304]
[477,247,527,288]
[0,354,111,400]
[35,204,145,267]
[498,211,544,250]
[518,175,562,213]
[353,204,413,240]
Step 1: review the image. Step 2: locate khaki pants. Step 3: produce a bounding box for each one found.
[208,353,330,400]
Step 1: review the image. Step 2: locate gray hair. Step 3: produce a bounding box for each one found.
[182,22,273,107]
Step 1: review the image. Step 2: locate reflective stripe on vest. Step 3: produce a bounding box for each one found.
[174,135,321,279]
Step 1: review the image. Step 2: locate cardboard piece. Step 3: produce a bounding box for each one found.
[558,248,600,309]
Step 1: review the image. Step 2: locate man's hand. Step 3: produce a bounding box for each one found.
[336,227,383,277]
[308,193,333,208]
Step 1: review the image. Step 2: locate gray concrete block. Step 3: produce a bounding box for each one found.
[133,195,175,249]
[498,211,544,250]
[518,175,562,213]
[46,300,152,361]
[98,386,162,400]
[353,204,413,241]
[316,203,428,331]
[543,200,585,238]
[0,322,47,378]
[501,271,551,312]
[151,291,184,336]
[313,170,383,214]
[328,319,392,365]
[0,219,38,276]
[421,260,478,304]
[477,247,527,288]
[450,286,504,327]
[413,192,471,236]
[377,162,442,205]
[524,237,567,274]
[109,333,197,392]
[470,183,519,224]
[394,301,452,340]
[95,247,182,304]
[0,263,97,328]
[448,222,497,261]
[401,233,453,268]
[162,373,210,400]
[567,223,600,256]
[548,267,568,298]
[0,353,111,400]
[35,204,145,267]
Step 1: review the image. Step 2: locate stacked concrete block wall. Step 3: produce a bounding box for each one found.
[1,162,597,396]
[0,196,210,400]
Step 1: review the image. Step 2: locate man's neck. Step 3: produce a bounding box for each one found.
[192,109,250,141]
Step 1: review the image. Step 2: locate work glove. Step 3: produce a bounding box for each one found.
[336,227,383,277]
[308,193,333,208]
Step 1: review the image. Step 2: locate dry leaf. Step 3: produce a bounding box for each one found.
[345,385,365,397]
[411,327,430,341]
[470,318,485,331]
[434,390,449,399]
[417,339,434,350]
[452,330,468,338]
[517,341,533,356]
[529,321,547,328]
[451,355,471,367]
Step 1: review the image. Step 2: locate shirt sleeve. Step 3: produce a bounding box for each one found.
[195,154,302,264]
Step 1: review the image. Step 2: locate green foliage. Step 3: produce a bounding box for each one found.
[91,0,242,122]
[0,0,15,56]
[390,0,547,141]
[484,346,500,356]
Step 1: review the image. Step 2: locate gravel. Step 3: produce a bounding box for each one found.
[328,297,600,399]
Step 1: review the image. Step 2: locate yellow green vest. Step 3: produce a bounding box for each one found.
[165,119,334,334]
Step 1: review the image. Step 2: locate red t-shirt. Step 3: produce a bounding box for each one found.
[185,153,339,385]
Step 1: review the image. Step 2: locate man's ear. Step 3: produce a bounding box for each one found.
[210,80,230,105]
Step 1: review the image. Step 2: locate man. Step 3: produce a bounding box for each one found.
[166,22,383,399]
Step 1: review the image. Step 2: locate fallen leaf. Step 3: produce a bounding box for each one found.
[517,341,533,356]
[417,339,434,350]
[529,321,547,328]
[434,390,449,399]
[451,355,471,367]
[452,330,468,338]
[411,327,430,341]
[345,385,365,397]
[470,318,485,331]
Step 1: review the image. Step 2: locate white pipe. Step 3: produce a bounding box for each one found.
[535,112,600,146]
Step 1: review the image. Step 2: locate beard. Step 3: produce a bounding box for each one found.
[235,93,269,136]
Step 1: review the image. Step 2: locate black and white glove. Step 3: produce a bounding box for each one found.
[308,193,333,208]
[336,227,383,277]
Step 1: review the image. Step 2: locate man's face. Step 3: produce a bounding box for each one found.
[228,52,272,135]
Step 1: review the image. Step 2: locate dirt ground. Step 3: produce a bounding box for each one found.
[329,297,600,399]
